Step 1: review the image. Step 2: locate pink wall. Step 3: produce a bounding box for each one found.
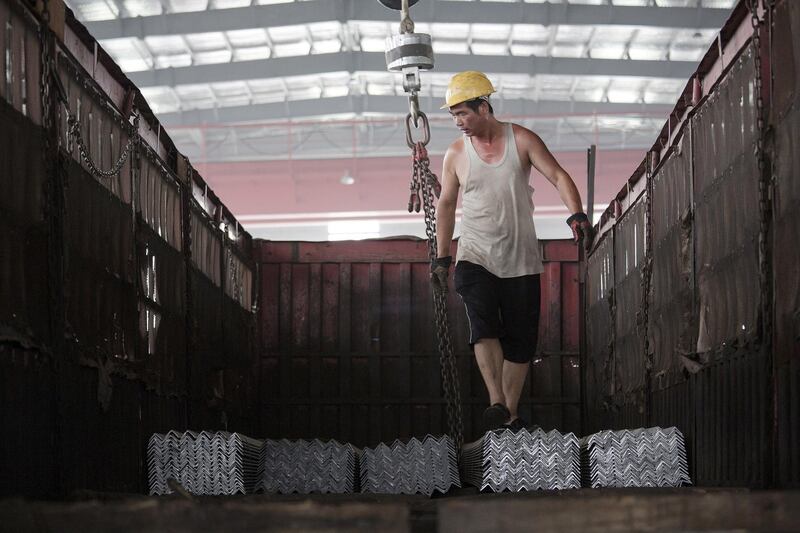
[196,149,645,221]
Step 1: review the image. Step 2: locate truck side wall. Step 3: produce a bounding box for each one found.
[0,0,258,497]
[257,240,581,446]
[585,0,799,488]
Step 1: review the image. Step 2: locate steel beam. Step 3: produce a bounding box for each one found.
[128,52,696,87]
[155,95,673,126]
[85,0,732,40]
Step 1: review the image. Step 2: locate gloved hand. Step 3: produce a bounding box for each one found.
[566,212,594,251]
[430,256,452,295]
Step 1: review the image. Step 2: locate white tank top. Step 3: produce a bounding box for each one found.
[456,122,544,278]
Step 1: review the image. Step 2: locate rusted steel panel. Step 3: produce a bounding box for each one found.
[189,269,224,367]
[585,234,614,434]
[0,346,56,497]
[63,160,137,363]
[772,0,800,488]
[0,5,39,121]
[613,199,646,397]
[259,239,581,445]
[56,56,132,203]
[138,148,182,251]
[691,350,770,487]
[137,224,186,393]
[651,133,694,389]
[650,380,695,480]
[0,100,49,343]
[190,206,222,286]
[693,45,760,355]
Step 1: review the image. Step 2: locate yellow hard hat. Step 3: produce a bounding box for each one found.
[441,71,496,109]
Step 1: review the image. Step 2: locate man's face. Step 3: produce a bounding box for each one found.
[448,102,483,137]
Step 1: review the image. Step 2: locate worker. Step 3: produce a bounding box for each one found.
[431,71,593,432]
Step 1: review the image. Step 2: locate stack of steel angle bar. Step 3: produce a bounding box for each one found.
[461,428,581,492]
[581,427,692,488]
[258,439,358,494]
[147,430,262,495]
[359,435,461,496]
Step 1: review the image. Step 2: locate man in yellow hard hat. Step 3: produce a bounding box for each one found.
[430,71,592,432]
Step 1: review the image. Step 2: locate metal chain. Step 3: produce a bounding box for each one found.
[747,0,772,345]
[410,143,463,453]
[66,111,138,179]
[641,152,655,423]
[39,0,52,134]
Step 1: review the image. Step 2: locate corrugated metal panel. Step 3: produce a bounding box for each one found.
[651,132,694,388]
[0,1,41,124]
[585,233,614,434]
[583,7,799,486]
[0,0,258,497]
[693,45,760,355]
[0,98,48,343]
[138,147,182,251]
[692,349,770,487]
[613,199,646,398]
[771,0,800,488]
[259,239,580,446]
[0,346,56,497]
[64,158,138,362]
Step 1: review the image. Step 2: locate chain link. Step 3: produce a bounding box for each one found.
[66,111,138,180]
[410,143,463,453]
[641,152,655,421]
[747,0,772,346]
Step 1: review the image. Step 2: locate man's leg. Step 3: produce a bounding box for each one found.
[502,360,529,421]
[474,338,505,406]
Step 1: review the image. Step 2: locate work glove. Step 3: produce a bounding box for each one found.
[430,256,452,296]
[566,212,594,252]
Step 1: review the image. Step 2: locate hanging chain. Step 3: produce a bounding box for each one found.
[748,0,772,345]
[66,110,138,180]
[641,152,656,421]
[409,142,463,452]
[39,0,53,134]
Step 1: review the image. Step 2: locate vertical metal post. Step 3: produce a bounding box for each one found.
[587,144,596,224]
[580,144,596,436]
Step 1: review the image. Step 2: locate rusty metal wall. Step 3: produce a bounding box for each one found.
[651,132,694,389]
[0,0,41,124]
[258,239,580,447]
[613,199,647,405]
[771,0,800,488]
[584,232,614,433]
[693,46,760,357]
[585,2,799,487]
[1,0,258,496]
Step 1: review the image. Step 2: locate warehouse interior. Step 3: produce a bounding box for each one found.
[1,0,799,531]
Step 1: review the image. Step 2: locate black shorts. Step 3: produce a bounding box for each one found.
[453,261,541,364]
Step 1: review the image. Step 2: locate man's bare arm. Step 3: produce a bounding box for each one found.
[436,147,460,258]
[520,127,584,215]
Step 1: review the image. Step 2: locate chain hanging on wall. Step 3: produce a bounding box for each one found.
[50,57,140,180]
[641,150,657,424]
[747,0,774,347]
[65,108,139,180]
[407,129,464,454]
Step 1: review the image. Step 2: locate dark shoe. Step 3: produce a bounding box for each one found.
[483,403,511,431]
[501,418,541,433]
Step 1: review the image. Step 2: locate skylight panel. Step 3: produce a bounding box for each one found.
[233,46,271,61]
[272,41,312,57]
[185,32,228,52]
[433,40,470,55]
[193,49,233,65]
[227,29,269,48]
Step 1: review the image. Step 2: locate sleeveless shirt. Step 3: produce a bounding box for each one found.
[456,122,545,278]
